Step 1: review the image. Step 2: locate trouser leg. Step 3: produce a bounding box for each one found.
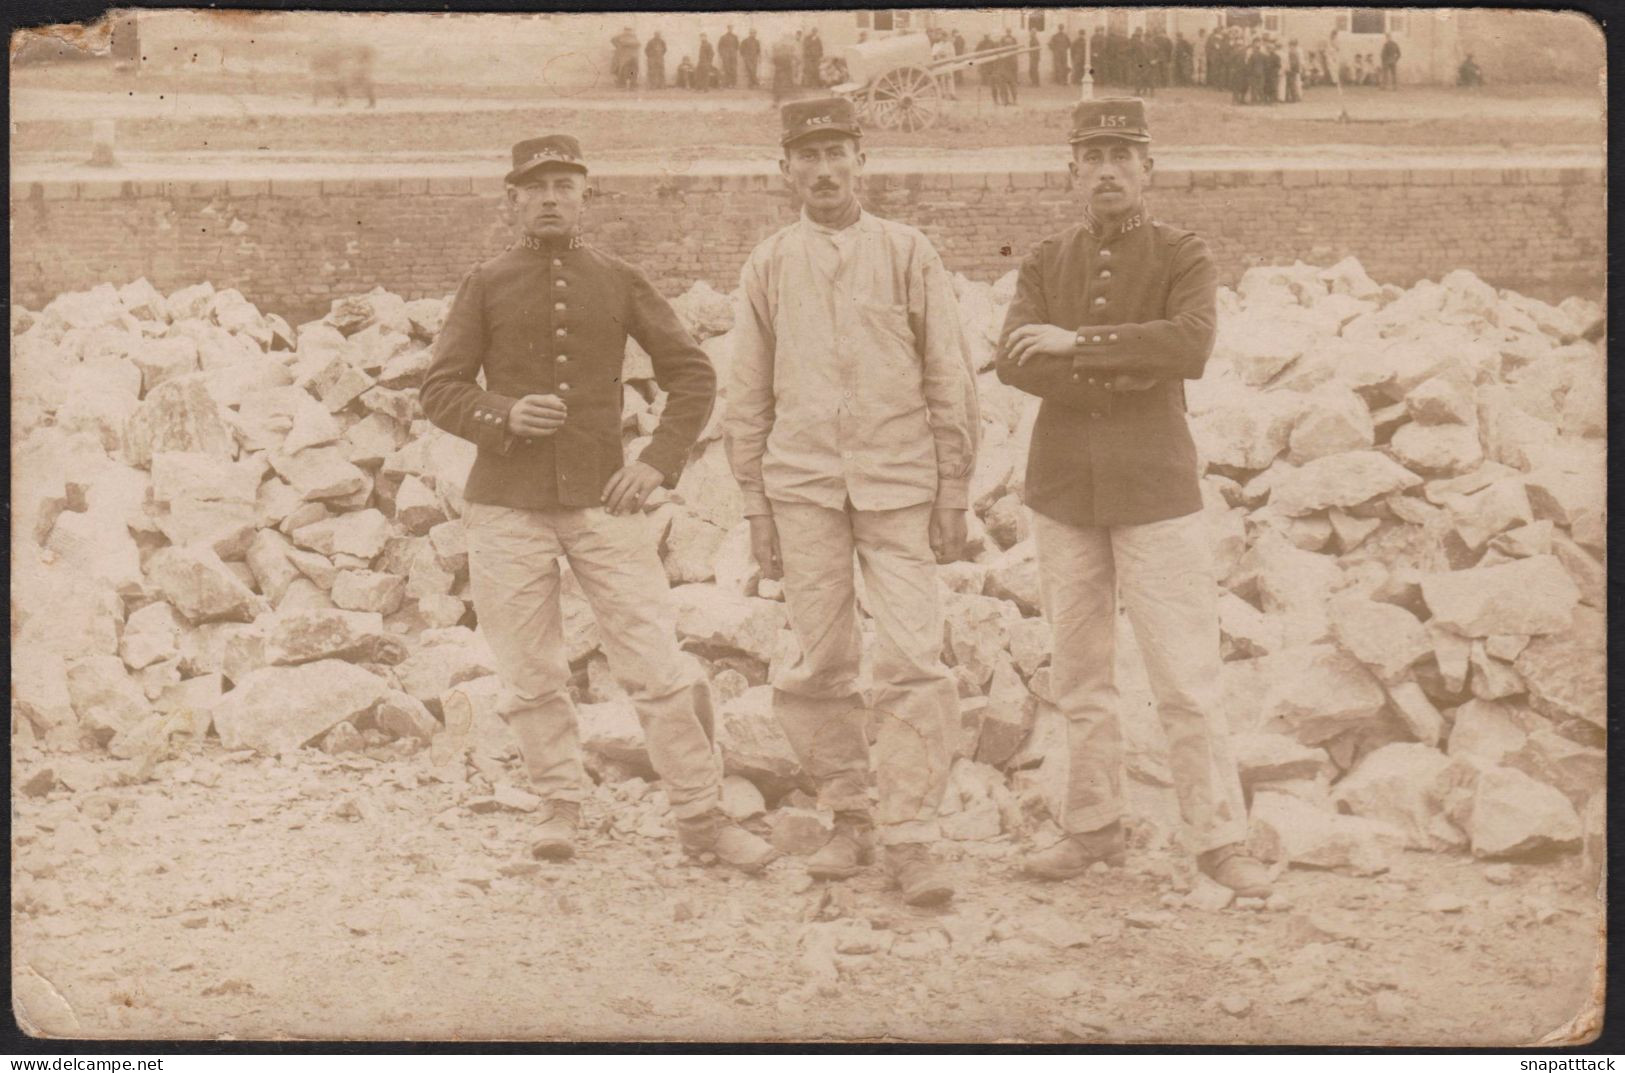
[561,508,720,820]
[770,499,871,815]
[463,503,584,803]
[1032,510,1123,835]
[1111,511,1248,854]
[852,503,957,846]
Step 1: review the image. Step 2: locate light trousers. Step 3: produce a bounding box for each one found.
[1033,508,1248,854]
[769,499,958,845]
[463,503,720,819]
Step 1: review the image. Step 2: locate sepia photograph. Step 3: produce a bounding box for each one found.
[8,5,1608,1047]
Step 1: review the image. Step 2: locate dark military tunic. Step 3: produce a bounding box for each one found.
[421,235,715,511]
[996,208,1218,529]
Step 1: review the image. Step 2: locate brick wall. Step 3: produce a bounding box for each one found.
[10,166,1604,324]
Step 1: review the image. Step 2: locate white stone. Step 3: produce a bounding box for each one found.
[213,660,389,755]
[331,570,407,614]
[129,336,199,393]
[1248,791,1405,875]
[983,539,1040,616]
[1270,451,1421,516]
[65,655,149,741]
[943,592,1017,692]
[717,685,800,781]
[120,601,184,670]
[1327,595,1430,683]
[663,511,728,585]
[1462,765,1582,858]
[145,545,263,623]
[1384,682,1444,747]
[261,609,390,666]
[1420,555,1579,638]
[123,374,236,467]
[1331,742,1464,850]
[1390,421,1485,476]
[1287,386,1374,464]
[670,585,785,663]
[1514,607,1605,728]
[12,645,79,737]
[292,509,392,560]
[1258,644,1388,745]
[269,446,369,502]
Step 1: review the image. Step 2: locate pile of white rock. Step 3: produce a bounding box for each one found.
[10,258,1605,878]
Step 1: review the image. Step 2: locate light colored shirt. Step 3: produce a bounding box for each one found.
[726,208,979,517]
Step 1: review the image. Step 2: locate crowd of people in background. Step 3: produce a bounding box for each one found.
[610,24,833,99]
[609,22,1418,106]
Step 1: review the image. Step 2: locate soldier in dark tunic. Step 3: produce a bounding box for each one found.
[421,136,777,872]
[995,99,1273,898]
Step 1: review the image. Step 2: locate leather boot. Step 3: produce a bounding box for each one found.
[1198,843,1274,898]
[529,800,581,861]
[1020,821,1127,880]
[676,809,779,874]
[883,843,954,907]
[804,810,876,880]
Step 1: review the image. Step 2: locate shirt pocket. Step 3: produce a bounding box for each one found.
[853,299,922,404]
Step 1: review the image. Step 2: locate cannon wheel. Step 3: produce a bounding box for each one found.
[866,64,943,132]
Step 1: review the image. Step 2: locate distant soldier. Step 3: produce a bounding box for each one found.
[1174,32,1192,86]
[310,44,376,108]
[696,33,716,91]
[740,28,762,89]
[953,30,967,89]
[996,29,1020,104]
[719,25,740,88]
[1194,28,1209,86]
[1028,28,1042,86]
[1130,29,1153,96]
[1050,26,1071,84]
[1381,33,1402,89]
[611,26,640,90]
[645,32,668,90]
[802,27,824,88]
[771,33,797,102]
[1457,53,1483,87]
[1154,28,1173,88]
[675,55,695,90]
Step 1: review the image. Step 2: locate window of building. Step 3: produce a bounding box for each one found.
[1350,9,1386,34]
[1225,8,1263,28]
[873,11,892,31]
[1026,11,1046,32]
[1262,12,1282,32]
[893,10,913,31]
[1107,11,1131,35]
[1143,11,1167,35]
[856,10,871,29]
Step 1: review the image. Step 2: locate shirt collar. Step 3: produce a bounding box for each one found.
[1082,202,1149,240]
[517,232,585,254]
[800,204,872,239]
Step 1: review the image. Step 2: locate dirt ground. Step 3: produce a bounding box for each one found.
[10,63,1605,164]
[11,740,1603,1045]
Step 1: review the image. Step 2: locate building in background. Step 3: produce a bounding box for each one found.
[111,9,1600,90]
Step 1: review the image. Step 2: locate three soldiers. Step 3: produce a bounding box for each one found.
[443,97,1269,903]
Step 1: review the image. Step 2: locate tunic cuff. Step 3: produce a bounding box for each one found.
[741,490,774,517]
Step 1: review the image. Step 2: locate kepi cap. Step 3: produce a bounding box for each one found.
[780,96,862,147]
[1069,97,1151,145]
[506,135,588,184]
